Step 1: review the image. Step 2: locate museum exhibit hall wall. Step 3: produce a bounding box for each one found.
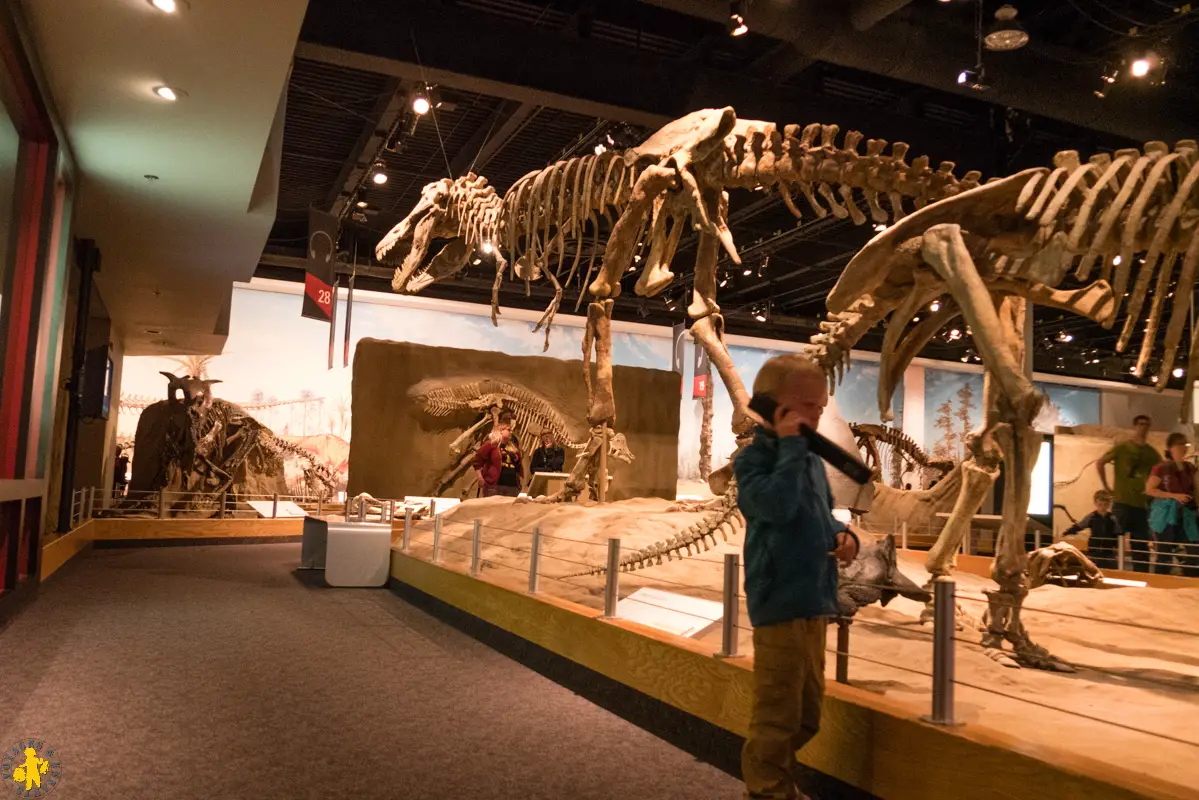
[114,278,1192,530]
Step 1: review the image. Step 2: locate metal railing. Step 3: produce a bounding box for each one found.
[389,510,1199,755]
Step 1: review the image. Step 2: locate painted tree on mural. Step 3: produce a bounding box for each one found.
[956,382,976,461]
[933,399,957,460]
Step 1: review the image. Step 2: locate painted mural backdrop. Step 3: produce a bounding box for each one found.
[921,367,1100,457]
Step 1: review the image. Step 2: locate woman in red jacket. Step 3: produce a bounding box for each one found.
[473,425,524,497]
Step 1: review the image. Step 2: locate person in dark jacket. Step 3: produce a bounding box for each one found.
[472,425,524,498]
[1061,490,1122,570]
[735,354,859,800]
[529,431,566,475]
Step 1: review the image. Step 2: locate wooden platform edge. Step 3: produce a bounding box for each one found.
[88,518,304,541]
[391,550,1192,800]
[41,522,94,580]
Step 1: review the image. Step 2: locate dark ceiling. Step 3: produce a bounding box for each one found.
[260,0,1199,388]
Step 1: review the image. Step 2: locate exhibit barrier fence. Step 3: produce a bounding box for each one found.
[396,511,1199,752]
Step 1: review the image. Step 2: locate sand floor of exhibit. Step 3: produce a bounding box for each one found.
[398,496,1199,794]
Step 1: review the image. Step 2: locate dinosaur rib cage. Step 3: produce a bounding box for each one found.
[409,380,575,451]
[850,422,953,489]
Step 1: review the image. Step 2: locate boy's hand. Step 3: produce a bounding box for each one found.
[831,531,858,566]
[773,407,804,438]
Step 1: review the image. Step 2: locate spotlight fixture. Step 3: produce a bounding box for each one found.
[948,328,962,341]
[1057,331,1073,343]
[929,300,941,312]
[728,0,748,36]
[594,143,607,155]
[984,5,1028,52]
[956,66,987,91]
[412,93,431,115]
[371,162,388,185]
[153,85,184,101]
[1174,367,1185,378]
[872,223,888,232]
[743,267,753,276]
[355,199,368,209]
[149,0,184,12]
[1126,51,1168,86]
[1131,58,1151,78]
[482,242,494,254]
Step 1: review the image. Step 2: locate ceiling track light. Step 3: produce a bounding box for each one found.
[728,0,748,36]
[371,161,388,185]
[984,5,1028,52]
[956,65,987,91]
[149,0,187,12]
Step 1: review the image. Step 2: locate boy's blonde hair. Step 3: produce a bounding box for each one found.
[752,354,825,398]
[1093,489,1113,503]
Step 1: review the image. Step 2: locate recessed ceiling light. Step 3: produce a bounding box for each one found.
[153,86,184,101]
[355,200,368,208]
[150,0,178,11]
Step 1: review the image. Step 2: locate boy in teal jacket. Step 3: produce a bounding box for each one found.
[735,354,859,800]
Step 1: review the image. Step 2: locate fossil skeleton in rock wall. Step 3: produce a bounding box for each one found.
[808,138,1199,670]
[409,378,633,499]
[378,108,975,500]
[850,422,955,490]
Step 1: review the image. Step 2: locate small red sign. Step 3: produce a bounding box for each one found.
[693,374,709,398]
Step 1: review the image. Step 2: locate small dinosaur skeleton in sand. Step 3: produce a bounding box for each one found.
[809,138,1199,670]
[410,378,633,499]
[850,422,955,490]
[379,107,973,500]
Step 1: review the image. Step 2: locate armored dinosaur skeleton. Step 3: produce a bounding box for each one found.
[809,138,1199,670]
[378,107,973,500]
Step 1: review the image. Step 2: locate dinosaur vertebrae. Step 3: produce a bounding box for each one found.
[723,122,979,226]
[447,175,505,254]
[569,484,743,577]
[409,380,574,447]
[1003,141,1199,384]
[852,422,953,489]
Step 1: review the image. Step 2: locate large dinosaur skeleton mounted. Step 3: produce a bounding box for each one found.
[378,107,975,500]
[409,378,632,497]
[810,138,1199,670]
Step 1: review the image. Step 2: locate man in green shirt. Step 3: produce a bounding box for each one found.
[1096,415,1160,572]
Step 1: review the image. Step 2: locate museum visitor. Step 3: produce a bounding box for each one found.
[1146,432,1199,578]
[473,425,524,498]
[1096,415,1160,573]
[530,430,566,475]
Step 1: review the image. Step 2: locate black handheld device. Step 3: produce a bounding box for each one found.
[746,394,872,486]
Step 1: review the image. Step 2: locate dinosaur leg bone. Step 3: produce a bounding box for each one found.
[921,224,1039,421]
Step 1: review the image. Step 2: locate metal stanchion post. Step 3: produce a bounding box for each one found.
[402,509,413,553]
[471,520,482,576]
[429,498,437,517]
[1117,535,1127,571]
[717,553,740,658]
[387,500,395,524]
[158,490,166,519]
[316,495,324,517]
[923,577,959,726]
[836,618,851,684]
[432,515,443,563]
[272,493,279,519]
[601,538,620,618]
[901,521,909,550]
[219,491,227,520]
[357,498,366,523]
[528,526,541,594]
[85,487,95,520]
[345,497,352,522]
[1034,528,1043,551]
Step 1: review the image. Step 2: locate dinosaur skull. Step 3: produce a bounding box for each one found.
[376,178,464,294]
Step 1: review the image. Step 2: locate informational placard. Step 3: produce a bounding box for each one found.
[246,500,308,518]
[302,208,339,321]
[616,587,723,638]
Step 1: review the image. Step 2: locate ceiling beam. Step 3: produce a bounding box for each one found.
[447,100,538,177]
[325,77,408,218]
[296,42,670,130]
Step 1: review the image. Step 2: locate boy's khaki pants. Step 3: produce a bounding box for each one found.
[741,617,827,800]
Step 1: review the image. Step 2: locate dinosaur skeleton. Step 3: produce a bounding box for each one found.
[809,138,1199,670]
[379,107,972,500]
[409,378,633,498]
[126,372,336,516]
[850,422,955,489]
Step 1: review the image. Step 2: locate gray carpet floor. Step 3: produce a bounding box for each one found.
[0,543,744,799]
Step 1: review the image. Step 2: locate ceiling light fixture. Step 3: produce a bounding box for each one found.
[956,66,987,91]
[1131,58,1151,78]
[412,94,431,115]
[149,0,182,12]
[482,242,494,254]
[153,85,183,101]
[371,161,388,185]
[728,0,748,36]
[1173,367,1185,378]
[356,200,368,209]
[929,300,941,312]
[984,5,1028,52]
